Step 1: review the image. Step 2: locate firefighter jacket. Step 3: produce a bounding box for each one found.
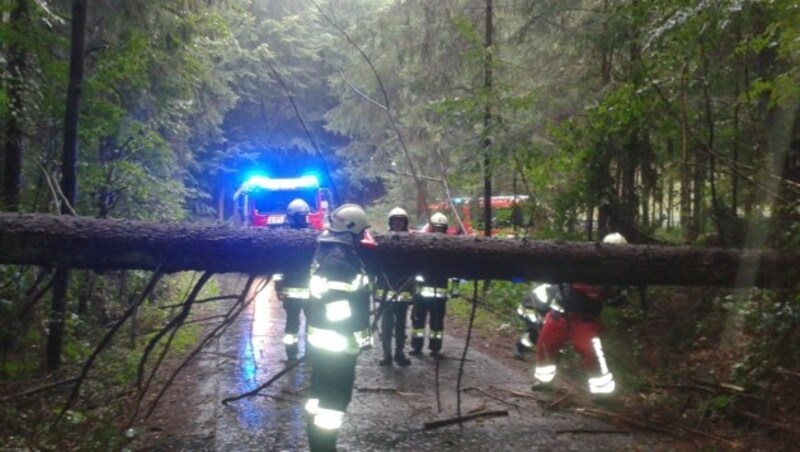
[414,273,450,299]
[274,269,311,301]
[551,283,611,316]
[517,284,554,324]
[307,241,371,354]
[375,273,414,303]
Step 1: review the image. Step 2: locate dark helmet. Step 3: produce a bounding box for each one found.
[286,198,310,229]
[429,212,448,234]
[387,207,409,232]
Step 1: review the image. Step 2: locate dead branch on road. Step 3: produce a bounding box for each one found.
[578,407,737,447]
[282,384,310,395]
[396,391,424,397]
[557,428,629,434]
[548,394,570,409]
[576,407,683,437]
[462,386,521,409]
[222,355,307,405]
[739,411,800,435]
[774,368,800,379]
[423,409,509,430]
[356,386,399,393]
[507,389,541,400]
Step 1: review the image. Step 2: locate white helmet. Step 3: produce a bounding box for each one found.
[286,198,310,228]
[429,212,448,233]
[388,207,409,232]
[287,198,310,216]
[602,232,627,244]
[328,204,370,235]
[388,207,408,221]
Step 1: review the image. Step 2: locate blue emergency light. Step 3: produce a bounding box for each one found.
[242,174,319,191]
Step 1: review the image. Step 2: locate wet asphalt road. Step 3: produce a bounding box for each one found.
[152,274,684,451]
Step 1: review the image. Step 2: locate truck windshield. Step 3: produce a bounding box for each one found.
[249,188,317,214]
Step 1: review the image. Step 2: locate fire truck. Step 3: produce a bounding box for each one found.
[233,174,333,230]
[428,195,529,236]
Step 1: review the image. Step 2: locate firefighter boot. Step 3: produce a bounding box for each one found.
[409,337,423,356]
[379,328,393,366]
[306,423,338,452]
[394,349,411,367]
[285,343,299,362]
[530,380,553,392]
[513,340,528,361]
[429,338,443,359]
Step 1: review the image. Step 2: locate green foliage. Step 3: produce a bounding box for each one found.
[0,268,212,449]
[736,290,800,381]
[448,280,531,336]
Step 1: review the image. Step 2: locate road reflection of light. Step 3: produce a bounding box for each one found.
[232,276,310,435]
[237,276,275,429]
[251,277,273,365]
[241,277,272,383]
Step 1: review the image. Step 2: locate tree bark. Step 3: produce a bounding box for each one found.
[482,0,494,238]
[48,0,88,371]
[0,213,797,288]
[60,0,87,212]
[2,0,29,212]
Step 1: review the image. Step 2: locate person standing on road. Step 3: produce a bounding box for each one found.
[410,212,451,359]
[531,232,628,400]
[375,207,413,367]
[304,204,374,451]
[273,198,313,362]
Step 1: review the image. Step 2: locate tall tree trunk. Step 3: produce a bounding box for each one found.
[61,0,87,212]
[2,0,29,212]
[47,0,88,371]
[679,64,694,242]
[482,0,493,238]
[731,23,742,216]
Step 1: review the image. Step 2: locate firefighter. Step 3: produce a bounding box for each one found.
[410,212,451,358]
[513,283,554,360]
[273,198,312,362]
[304,204,373,451]
[376,207,413,367]
[531,232,628,399]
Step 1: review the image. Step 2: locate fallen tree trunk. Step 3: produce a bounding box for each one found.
[0,213,798,288]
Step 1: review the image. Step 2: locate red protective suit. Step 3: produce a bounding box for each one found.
[533,283,615,395]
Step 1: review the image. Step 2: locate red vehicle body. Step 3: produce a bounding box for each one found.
[233,175,333,231]
[428,195,529,236]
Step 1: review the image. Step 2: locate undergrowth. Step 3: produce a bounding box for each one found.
[449,279,800,446]
[0,270,218,450]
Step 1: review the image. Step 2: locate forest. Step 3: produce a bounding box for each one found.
[1,0,798,449]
